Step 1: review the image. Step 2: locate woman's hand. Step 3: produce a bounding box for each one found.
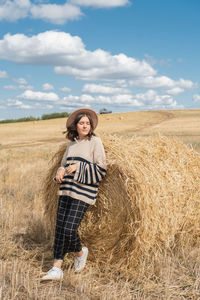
[65,164,77,175]
[56,168,65,183]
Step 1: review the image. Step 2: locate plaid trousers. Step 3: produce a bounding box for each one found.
[53,195,89,260]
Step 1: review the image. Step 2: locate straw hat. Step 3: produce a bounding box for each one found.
[66,108,98,129]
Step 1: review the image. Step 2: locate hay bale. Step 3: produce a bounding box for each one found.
[42,135,200,277]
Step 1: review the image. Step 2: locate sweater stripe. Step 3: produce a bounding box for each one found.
[93,164,99,183]
[59,186,96,200]
[89,163,93,185]
[60,181,97,195]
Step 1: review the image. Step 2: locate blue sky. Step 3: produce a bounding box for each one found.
[0,0,200,119]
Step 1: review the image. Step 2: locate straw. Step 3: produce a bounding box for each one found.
[42,134,200,278]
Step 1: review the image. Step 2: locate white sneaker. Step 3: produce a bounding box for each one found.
[74,247,88,272]
[41,267,63,281]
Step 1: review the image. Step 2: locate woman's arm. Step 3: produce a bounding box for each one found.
[73,137,107,185]
[55,144,70,183]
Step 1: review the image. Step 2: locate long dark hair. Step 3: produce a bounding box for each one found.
[64,113,96,141]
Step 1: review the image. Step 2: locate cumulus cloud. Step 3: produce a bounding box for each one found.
[0,31,194,96]
[62,93,142,107]
[0,31,84,63]
[0,31,156,82]
[0,70,8,78]
[193,94,200,102]
[13,77,28,84]
[18,90,59,101]
[131,89,181,109]
[60,87,71,92]
[129,76,195,91]
[4,84,33,90]
[42,83,54,90]
[0,0,129,24]
[166,87,184,95]
[82,83,131,94]
[7,99,32,109]
[55,51,155,81]
[62,90,181,110]
[0,0,31,22]
[0,0,81,24]
[69,0,130,8]
[30,2,82,24]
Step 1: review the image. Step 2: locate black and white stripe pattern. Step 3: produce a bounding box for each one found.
[72,157,107,185]
[58,156,106,204]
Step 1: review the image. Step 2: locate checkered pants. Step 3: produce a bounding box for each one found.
[53,196,89,260]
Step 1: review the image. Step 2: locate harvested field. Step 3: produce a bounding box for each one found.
[1,109,200,299]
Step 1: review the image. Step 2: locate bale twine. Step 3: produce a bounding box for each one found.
[42,135,200,277]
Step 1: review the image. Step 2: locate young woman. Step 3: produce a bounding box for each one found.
[41,108,107,281]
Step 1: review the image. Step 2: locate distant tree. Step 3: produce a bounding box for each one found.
[41,112,69,120]
[0,112,69,124]
[0,116,40,124]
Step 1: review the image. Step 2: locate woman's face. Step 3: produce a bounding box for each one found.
[76,115,91,139]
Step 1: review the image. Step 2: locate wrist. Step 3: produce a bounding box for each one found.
[57,166,65,172]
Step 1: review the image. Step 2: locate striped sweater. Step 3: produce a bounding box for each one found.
[57,136,107,205]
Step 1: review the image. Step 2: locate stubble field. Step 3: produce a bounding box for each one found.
[0,109,200,299]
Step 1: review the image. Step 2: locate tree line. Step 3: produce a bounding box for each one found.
[0,112,69,124]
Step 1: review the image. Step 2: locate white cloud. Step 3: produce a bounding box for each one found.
[62,93,142,107]
[55,51,156,81]
[0,0,81,24]
[0,31,156,81]
[0,0,31,22]
[62,94,79,102]
[13,77,28,84]
[4,84,33,90]
[60,103,90,109]
[82,83,131,94]
[129,76,195,91]
[0,0,129,24]
[18,90,59,101]
[20,84,34,90]
[132,89,181,109]
[0,70,8,78]
[193,94,200,102]
[42,83,54,90]
[7,99,32,109]
[60,87,71,92]
[30,2,82,24]
[4,85,18,90]
[69,0,129,8]
[0,31,84,63]
[62,90,182,110]
[166,87,184,95]
[0,31,194,96]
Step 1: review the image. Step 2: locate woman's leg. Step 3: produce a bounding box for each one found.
[53,196,89,264]
[41,196,89,280]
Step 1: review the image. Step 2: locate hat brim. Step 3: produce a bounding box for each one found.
[66,108,98,129]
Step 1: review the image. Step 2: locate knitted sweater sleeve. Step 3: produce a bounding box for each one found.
[60,143,70,167]
[73,137,107,185]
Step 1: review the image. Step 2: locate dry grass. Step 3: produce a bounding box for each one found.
[43,134,200,297]
[1,109,200,299]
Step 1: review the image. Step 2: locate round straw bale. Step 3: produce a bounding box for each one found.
[42,135,200,276]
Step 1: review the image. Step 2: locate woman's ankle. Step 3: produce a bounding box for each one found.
[76,250,83,257]
[53,259,63,269]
